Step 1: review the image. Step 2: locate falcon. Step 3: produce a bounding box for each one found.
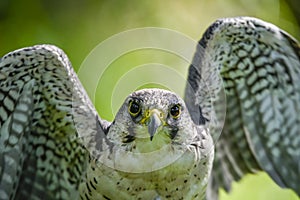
[0,17,299,200]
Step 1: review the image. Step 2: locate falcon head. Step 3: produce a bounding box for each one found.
[107,88,196,153]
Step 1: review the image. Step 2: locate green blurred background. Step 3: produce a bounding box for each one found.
[0,0,299,199]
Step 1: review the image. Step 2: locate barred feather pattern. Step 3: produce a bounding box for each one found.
[0,45,90,199]
[185,17,300,199]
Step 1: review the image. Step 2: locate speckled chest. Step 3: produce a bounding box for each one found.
[79,147,213,200]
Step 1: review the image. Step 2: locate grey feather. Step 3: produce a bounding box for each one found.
[0,45,108,199]
[185,17,300,199]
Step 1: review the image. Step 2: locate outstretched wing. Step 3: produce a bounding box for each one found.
[185,17,300,199]
[0,45,108,199]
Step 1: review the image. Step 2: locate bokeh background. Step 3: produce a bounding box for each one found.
[0,0,299,199]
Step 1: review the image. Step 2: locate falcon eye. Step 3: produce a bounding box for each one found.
[128,100,141,116]
[170,104,181,118]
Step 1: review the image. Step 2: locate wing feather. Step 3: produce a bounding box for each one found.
[185,17,300,199]
[0,45,108,199]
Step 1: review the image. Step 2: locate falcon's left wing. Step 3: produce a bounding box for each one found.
[184,17,300,199]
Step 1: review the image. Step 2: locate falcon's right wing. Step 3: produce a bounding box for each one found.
[0,45,110,199]
[184,17,300,199]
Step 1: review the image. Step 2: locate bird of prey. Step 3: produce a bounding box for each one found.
[0,16,299,200]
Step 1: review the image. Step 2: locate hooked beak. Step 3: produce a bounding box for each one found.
[147,109,163,141]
